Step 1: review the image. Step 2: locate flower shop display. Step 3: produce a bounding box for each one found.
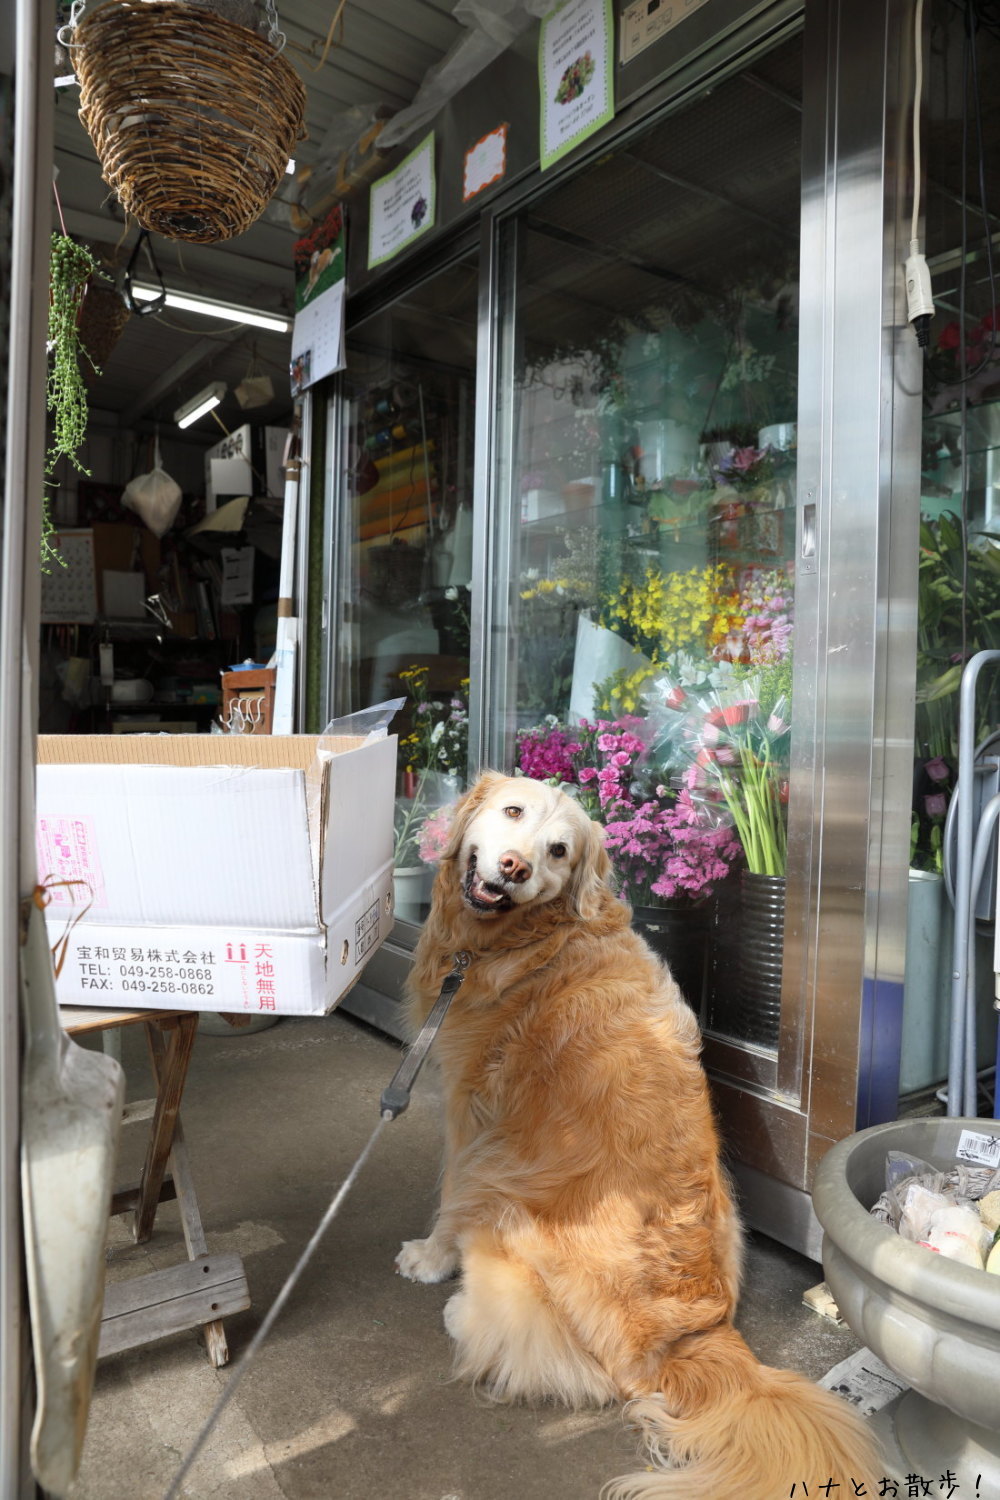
[685,691,791,879]
[572,562,743,723]
[598,563,737,666]
[648,674,793,1046]
[393,794,457,922]
[911,512,1000,872]
[517,573,591,719]
[392,665,469,921]
[515,714,742,1008]
[417,802,455,865]
[925,302,1000,415]
[396,664,469,783]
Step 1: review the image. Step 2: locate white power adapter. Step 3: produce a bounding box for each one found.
[905,238,934,346]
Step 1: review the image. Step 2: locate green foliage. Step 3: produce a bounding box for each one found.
[43,233,100,575]
[47,233,97,473]
[733,654,793,720]
[40,490,63,575]
[916,511,1000,758]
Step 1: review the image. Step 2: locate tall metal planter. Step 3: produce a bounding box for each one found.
[735,871,785,1048]
[632,902,711,1013]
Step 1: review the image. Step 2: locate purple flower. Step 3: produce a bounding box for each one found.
[924,757,950,784]
[924,792,947,818]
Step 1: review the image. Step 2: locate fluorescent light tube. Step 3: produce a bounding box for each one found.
[174,381,226,429]
[131,285,289,334]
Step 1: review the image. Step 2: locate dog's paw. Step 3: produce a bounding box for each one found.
[395,1236,459,1283]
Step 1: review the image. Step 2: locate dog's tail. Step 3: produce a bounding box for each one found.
[603,1324,880,1500]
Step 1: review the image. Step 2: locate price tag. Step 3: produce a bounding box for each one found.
[956,1128,1000,1167]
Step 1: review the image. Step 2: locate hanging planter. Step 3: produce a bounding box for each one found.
[77,280,130,370]
[65,0,307,245]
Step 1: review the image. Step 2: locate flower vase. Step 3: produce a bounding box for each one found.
[418,770,462,807]
[632,902,710,1012]
[393,864,434,924]
[733,870,785,1048]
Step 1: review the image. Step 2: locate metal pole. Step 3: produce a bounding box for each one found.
[948,650,1000,1116]
[2,5,53,1493]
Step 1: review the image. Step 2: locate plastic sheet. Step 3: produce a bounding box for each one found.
[290,105,391,229]
[317,697,405,748]
[377,0,552,152]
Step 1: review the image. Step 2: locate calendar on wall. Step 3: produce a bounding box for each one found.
[290,204,346,394]
[40,529,98,624]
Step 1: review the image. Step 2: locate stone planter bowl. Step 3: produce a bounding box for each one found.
[813,1117,1000,1486]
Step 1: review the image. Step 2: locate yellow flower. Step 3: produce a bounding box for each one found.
[605,564,739,662]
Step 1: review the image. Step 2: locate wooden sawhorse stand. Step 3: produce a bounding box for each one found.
[60,1006,250,1367]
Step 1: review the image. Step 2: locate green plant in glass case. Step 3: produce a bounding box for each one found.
[915,512,1000,761]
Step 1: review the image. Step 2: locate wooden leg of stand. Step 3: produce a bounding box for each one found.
[145,1019,229,1367]
[133,1014,198,1245]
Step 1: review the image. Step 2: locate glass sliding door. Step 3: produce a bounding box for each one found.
[490,37,803,1060]
[907,0,1000,1113]
[334,252,479,931]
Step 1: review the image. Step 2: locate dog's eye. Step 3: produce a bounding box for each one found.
[550,842,567,858]
[503,805,522,819]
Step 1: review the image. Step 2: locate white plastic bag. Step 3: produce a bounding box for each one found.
[122,438,182,538]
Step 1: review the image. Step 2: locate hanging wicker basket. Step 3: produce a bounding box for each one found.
[70,1,306,245]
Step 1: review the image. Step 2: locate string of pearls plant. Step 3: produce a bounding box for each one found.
[44,232,98,570]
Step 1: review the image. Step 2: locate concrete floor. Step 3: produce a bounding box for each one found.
[67,1011,863,1500]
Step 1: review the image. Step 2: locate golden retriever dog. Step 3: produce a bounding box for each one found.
[396,772,880,1499]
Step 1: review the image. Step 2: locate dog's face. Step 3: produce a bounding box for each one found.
[444,773,609,920]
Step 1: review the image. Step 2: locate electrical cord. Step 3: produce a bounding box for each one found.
[911,0,925,247]
[905,0,935,344]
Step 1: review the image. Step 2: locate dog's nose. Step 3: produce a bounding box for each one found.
[498,850,532,884]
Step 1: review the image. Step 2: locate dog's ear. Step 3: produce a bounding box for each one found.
[566,808,613,921]
[440,770,506,863]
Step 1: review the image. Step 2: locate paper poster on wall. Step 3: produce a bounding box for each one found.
[368,133,436,270]
[463,124,508,202]
[290,203,346,394]
[539,0,614,172]
[40,530,97,624]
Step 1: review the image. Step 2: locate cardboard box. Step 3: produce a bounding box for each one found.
[36,732,397,1017]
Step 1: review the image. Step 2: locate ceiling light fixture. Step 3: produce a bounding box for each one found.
[130,284,290,334]
[174,381,227,430]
